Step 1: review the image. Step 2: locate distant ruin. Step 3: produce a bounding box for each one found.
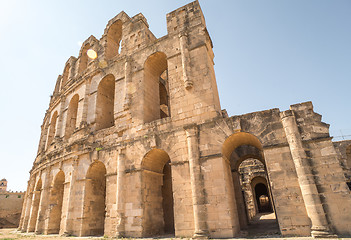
[19,1,351,238]
[0,179,25,228]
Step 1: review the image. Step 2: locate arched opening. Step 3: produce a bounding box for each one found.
[238,159,267,220]
[159,71,170,119]
[141,149,175,236]
[254,183,271,213]
[65,94,79,139]
[222,132,279,237]
[81,161,106,236]
[96,74,115,131]
[143,52,170,123]
[47,111,58,148]
[47,171,65,234]
[78,44,91,74]
[38,119,49,153]
[28,179,42,232]
[105,20,122,59]
[61,64,70,89]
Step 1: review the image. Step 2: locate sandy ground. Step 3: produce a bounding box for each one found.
[1,228,350,240]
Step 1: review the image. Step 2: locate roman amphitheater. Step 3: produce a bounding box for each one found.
[19,1,351,238]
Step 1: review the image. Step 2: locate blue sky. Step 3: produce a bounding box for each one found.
[0,0,350,191]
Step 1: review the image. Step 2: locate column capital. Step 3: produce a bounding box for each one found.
[280,110,294,119]
[184,124,198,137]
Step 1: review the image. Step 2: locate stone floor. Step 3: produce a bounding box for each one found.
[245,212,280,237]
[0,228,350,240]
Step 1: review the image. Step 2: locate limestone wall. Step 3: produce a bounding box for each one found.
[0,192,25,228]
[19,0,351,238]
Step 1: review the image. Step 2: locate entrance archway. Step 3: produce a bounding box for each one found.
[222,132,279,236]
[141,149,175,236]
[47,171,65,234]
[81,161,107,236]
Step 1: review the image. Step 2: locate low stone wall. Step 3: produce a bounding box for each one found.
[0,192,25,228]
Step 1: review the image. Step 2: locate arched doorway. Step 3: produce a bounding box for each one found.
[47,171,65,234]
[28,178,42,232]
[141,149,175,236]
[81,161,107,236]
[222,132,279,236]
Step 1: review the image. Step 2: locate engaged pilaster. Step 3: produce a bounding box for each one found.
[280,110,334,238]
[116,148,126,237]
[179,32,193,90]
[123,57,132,110]
[185,125,209,238]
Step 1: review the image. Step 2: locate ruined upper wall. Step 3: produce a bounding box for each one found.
[37,0,220,159]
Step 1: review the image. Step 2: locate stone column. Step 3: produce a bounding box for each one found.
[21,187,33,231]
[123,57,132,110]
[56,95,66,138]
[80,79,91,128]
[18,181,31,230]
[179,32,193,90]
[280,110,334,237]
[61,157,79,235]
[27,189,41,232]
[185,125,209,238]
[116,148,126,237]
[36,169,51,234]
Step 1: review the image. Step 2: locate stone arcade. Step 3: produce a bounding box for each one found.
[19,1,351,238]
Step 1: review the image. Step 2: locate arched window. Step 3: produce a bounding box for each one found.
[96,75,115,131]
[61,64,70,89]
[159,71,170,119]
[65,94,79,139]
[105,20,122,59]
[143,52,170,123]
[47,111,58,147]
[78,44,90,74]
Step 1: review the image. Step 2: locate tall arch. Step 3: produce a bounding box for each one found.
[47,111,58,148]
[61,64,70,89]
[78,44,91,74]
[81,161,107,236]
[47,171,65,234]
[141,149,175,236]
[65,94,79,139]
[27,178,42,232]
[143,52,169,123]
[96,74,115,131]
[105,20,122,59]
[222,132,278,235]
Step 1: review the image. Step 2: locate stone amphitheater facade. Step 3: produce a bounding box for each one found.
[19,1,351,238]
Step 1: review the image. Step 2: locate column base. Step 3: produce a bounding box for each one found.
[311,226,337,238]
[193,230,209,239]
[115,231,125,238]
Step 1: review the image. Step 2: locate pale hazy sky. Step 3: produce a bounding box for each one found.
[0,0,350,191]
